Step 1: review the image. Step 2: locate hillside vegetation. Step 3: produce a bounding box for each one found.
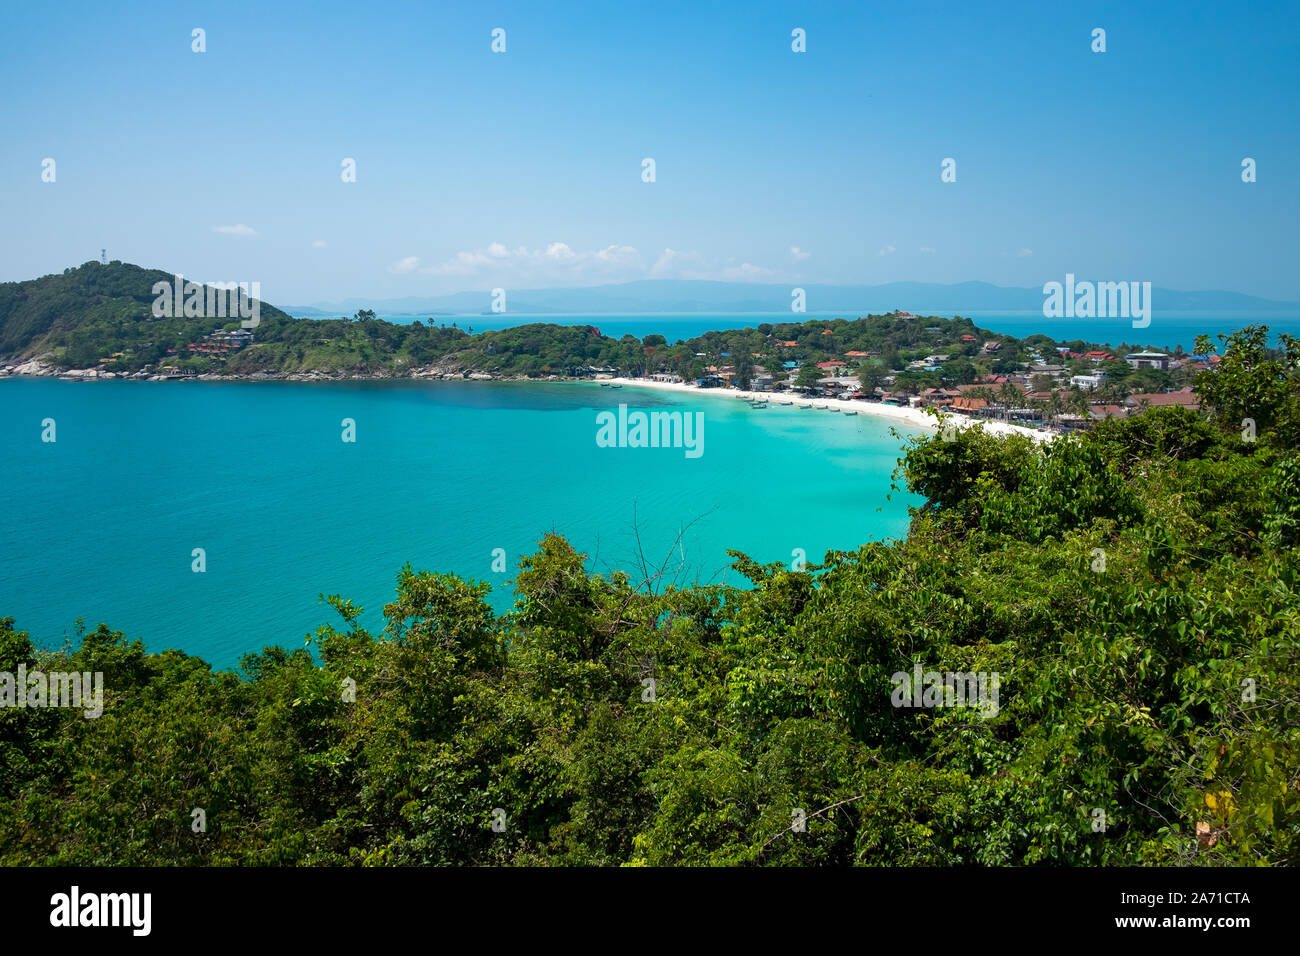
[1,328,1296,866]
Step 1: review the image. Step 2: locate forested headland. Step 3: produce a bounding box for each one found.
[2,260,1186,385]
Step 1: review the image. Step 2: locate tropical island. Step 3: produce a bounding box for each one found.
[2,260,1214,432]
[1,323,1296,865]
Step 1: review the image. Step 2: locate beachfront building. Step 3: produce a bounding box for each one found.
[572,364,619,377]
[950,396,988,415]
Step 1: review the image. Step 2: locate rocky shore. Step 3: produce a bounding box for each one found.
[0,355,568,384]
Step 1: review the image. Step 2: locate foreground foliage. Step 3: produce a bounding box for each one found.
[1,329,1296,865]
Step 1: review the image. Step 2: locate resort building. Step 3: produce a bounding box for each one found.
[1126,388,1199,410]
[208,328,254,347]
[1124,351,1171,370]
[1071,372,1107,390]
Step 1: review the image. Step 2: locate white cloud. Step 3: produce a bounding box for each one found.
[427,248,497,276]
[721,262,774,281]
[790,246,811,261]
[213,224,257,237]
[878,244,896,257]
[650,247,685,277]
[1016,247,1033,257]
[593,244,640,265]
[650,248,729,280]
[390,256,421,274]
[423,242,649,281]
[417,241,777,284]
[312,239,327,248]
[421,243,634,280]
[919,246,936,254]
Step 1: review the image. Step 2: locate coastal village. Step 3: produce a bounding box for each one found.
[609,311,1209,434]
[3,326,255,380]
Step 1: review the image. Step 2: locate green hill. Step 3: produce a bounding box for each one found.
[0,260,293,368]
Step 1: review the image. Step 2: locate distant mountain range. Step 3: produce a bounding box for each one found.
[285,280,1300,318]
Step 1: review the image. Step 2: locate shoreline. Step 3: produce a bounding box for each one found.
[0,359,537,384]
[601,376,1053,443]
[1,363,1054,442]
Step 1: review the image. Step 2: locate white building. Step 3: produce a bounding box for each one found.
[1125,351,1170,370]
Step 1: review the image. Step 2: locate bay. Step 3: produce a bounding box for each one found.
[0,377,920,668]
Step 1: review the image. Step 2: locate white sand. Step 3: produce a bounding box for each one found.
[602,377,1053,443]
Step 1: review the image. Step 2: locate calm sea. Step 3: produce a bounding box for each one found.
[0,378,920,668]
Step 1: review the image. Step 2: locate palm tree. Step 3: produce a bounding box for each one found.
[1070,388,1091,424]
[998,382,1022,421]
[1048,391,1065,427]
[968,386,996,419]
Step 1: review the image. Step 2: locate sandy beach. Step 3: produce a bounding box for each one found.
[603,377,1053,443]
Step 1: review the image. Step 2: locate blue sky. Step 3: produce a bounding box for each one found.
[2,0,1297,304]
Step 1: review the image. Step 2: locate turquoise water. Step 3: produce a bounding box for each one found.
[0,378,920,668]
